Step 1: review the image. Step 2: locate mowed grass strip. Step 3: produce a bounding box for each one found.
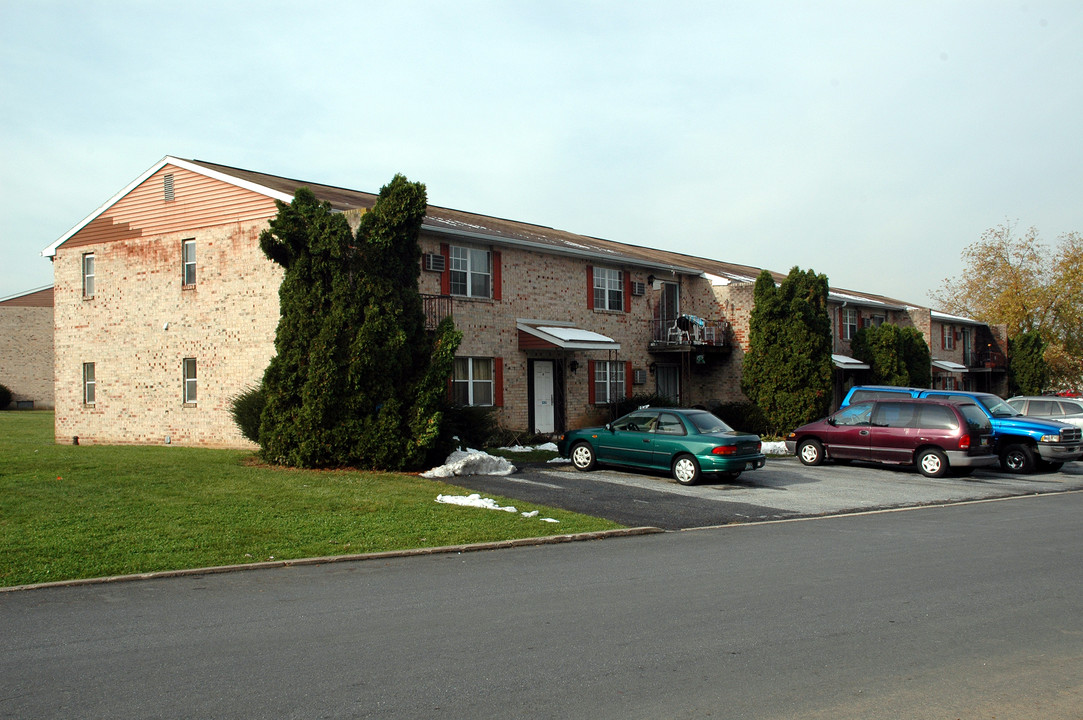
[0,412,623,587]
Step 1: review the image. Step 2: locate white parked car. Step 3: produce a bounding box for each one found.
[1006,396,1083,430]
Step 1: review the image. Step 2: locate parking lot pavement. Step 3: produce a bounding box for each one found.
[444,457,1083,531]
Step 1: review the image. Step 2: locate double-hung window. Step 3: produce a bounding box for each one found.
[593,267,623,311]
[449,246,491,298]
[82,253,95,298]
[182,239,196,286]
[452,357,493,406]
[942,325,955,350]
[83,362,96,405]
[840,308,858,340]
[594,360,625,404]
[183,358,197,404]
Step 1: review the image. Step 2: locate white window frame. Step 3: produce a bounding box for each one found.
[841,308,858,340]
[82,253,95,298]
[83,362,96,405]
[182,239,196,286]
[594,360,626,405]
[183,358,197,404]
[593,267,623,311]
[452,357,494,406]
[449,246,491,298]
[942,325,955,350]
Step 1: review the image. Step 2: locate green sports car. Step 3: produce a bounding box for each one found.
[557,407,765,485]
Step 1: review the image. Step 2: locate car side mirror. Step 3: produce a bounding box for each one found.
[605,423,613,432]
[827,417,837,426]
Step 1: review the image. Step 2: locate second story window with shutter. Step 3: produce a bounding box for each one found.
[593,267,623,311]
[449,246,491,298]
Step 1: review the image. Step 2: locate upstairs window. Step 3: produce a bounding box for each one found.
[183,358,197,404]
[593,267,623,311]
[82,253,95,298]
[83,362,96,405]
[942,325,955,350]
[449,246,491,298]
[840,308,858,340]
[182,240,196,286]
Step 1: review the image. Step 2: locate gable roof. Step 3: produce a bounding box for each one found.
[38,155,965,321]
[0,285,54,307]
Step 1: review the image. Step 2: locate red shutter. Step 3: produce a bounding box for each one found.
[588,359,596,404]
[587,266,594,309]
[838,309,844,339]
[492,251,501,301]
[493,357,504,406]
[440,243,450,295]
[625,362,634,398]
[623,272,631,313]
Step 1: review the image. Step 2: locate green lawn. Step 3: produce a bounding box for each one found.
[0,412,622,588]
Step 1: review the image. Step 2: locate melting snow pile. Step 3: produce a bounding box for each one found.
[435,493,559,523]
[761,440,789,455]
[497,442,559,453]
[421,449,516,478]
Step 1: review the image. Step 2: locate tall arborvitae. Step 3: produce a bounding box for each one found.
[1008,329,1048,396]
[740,267,833,436]
[258,188,356,467]
[257,176,461,470]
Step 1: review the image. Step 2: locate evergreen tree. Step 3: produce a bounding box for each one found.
[740,267,833,436]
[1008,329,1048,395]
[257,176,461,469]
[851,324,931,387]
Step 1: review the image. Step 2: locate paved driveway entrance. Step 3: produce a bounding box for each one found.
[445,458,1083,530]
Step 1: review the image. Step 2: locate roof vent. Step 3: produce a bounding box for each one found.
[163,173,175,202]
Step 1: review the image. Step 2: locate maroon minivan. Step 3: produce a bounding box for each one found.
[785,398,997,477]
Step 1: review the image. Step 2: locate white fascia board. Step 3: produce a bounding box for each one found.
[931,310,984,326]
[41,156,295,258]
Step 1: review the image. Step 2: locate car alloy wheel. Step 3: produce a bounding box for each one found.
[570,442,596,471]
[672,454,701,485]
[798,439,824,466]
[917,448,948,478]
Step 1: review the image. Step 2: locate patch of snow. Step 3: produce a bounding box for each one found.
[498,442,559,453]
[435,493,559,522]
[761,440,789,456]
[422,449,516,478]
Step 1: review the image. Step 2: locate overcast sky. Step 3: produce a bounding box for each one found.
[2,1,1080,304]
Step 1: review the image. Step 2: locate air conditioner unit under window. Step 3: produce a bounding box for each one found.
[423,253,446,272]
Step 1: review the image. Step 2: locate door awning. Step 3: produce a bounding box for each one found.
[517,321,621,351]
[932,359,969,373]
[832,354,870,370]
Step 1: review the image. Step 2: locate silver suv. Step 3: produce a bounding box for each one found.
[1007,396,1083,430]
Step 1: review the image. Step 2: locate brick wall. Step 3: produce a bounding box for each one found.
[0,305,55,408]
[53,220,281,446]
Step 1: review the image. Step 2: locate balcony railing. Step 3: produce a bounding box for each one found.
[649,315,730,350]
[422,294,452,330]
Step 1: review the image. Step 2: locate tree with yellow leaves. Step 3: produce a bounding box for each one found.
[932,222,1082,391]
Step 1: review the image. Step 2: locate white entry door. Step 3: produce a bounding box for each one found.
[533,361,555,433]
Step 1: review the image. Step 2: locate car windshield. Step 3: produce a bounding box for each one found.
[686,410,733,434]
[976,394,1020,418]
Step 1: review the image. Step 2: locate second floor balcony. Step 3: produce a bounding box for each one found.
[422,294,453,330]
[649,315,730,354]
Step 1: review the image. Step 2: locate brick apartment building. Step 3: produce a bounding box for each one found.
[41,156,1006,447]
[0,286,55,409]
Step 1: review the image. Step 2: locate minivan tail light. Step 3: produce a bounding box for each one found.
[958,434,971,450]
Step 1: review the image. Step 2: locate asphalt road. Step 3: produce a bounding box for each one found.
[2,492,1081,719]
[446,456,1083,529]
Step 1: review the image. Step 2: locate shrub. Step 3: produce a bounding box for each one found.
[710,401,769,436]
[0,383,11,410]
[440,403,499,450]
[230,385,266,443]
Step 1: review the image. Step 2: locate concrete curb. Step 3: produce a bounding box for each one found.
[0,526,665,594]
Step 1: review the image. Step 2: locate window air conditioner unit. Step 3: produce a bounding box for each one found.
[423,253,446,272]
[633,369,648,385]
[631,281,647,296]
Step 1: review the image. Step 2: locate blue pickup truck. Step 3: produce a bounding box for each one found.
[841,386,1083,473]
